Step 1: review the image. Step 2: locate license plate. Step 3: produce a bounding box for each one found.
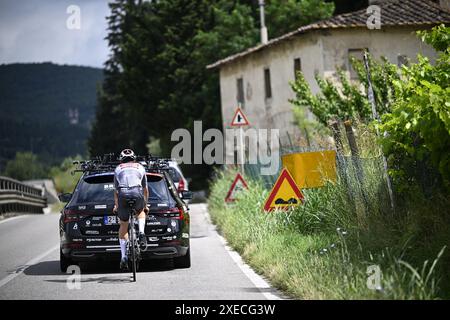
[104,215,118,225]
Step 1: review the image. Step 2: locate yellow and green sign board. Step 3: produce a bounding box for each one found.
[281,150,337,189]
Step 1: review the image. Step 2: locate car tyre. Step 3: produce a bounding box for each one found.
[174,248,191,268]
[60,249,74,273]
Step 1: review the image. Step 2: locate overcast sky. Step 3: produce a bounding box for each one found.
[0,0,110,68]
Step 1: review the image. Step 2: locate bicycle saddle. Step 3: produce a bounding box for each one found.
[126,198,137,207]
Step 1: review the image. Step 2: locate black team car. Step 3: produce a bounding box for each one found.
[59,156,192,272]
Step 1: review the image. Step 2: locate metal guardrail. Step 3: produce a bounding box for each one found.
[0,176,47,214]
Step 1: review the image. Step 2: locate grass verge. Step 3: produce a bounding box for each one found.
[208,168,450,299]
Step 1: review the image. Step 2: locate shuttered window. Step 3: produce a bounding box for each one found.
[294,58,302,79]
[236,77,245,107]
[264,68,272,99]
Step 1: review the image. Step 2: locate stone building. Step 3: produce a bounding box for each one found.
[208,0,450,154]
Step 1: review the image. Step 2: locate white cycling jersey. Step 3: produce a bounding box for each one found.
[114,162,147,190]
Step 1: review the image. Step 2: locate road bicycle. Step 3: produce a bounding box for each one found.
[125,198,144,282]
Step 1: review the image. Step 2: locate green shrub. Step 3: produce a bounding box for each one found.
[380,25,450,191]
[49,156,82,194]
[3,152,47,181]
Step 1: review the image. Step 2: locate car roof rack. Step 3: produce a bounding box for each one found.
[72,154,175,175]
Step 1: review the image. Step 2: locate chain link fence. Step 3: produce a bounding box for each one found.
[241,138,393,217]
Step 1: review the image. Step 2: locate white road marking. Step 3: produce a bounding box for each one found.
[0,215,29,225]
[199,203,283,300]
[0,244,59,289]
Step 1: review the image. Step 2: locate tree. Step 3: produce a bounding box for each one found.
[89,0,336,188]
[88,0,139,156]
[352,55,400,116]
[290,69,371,126]
[379,25,450,191]
[290,25,450,192]
[3,152,47,181]
[265,0,335,38]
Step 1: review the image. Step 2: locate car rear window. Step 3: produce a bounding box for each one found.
[75,178,114,203]
[147,175,171,201]
[168,168,181,182]
[72,174,172,204]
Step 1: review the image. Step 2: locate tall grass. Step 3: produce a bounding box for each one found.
[208,167,450,299]
[49,156,82,194]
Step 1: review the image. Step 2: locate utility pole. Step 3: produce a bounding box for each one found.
[259,0,268,44]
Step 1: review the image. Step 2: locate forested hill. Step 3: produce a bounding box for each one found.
[0,62,103,169]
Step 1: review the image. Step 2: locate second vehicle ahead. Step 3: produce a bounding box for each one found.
[168,160,189,194]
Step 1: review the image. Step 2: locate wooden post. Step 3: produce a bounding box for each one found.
[329,119,355,207]
[303,128,311,148]
[328,119,344,155]
[344,119,364,184]
[344,120,359,158]
[286,131,294,151]
[344,119,370,214]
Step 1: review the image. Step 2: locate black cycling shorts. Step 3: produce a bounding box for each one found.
[117,187,145,222]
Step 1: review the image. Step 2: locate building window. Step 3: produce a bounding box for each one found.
[348,48,367,80]
[236,78,245,108]
[264,68,272,99]
[294,58,302,79]
[398,54,409,67]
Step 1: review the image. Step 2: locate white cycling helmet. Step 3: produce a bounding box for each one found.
[119,149,136,162]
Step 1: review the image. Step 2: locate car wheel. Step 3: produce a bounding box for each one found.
[174,248,191,268]
[60,249,73,273]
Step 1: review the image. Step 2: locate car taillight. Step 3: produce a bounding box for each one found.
[63,209,82,223]
[63,242,84,249]
[163,207,184,220]
[165,240,181,245]
[177,179,185,192]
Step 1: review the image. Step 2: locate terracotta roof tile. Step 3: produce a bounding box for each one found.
[207,0,450,69]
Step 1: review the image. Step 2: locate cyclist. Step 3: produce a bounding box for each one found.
[113,149,149,270]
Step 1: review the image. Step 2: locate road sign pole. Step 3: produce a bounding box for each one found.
[231,103,249,176]
[240,126,244,175]
[237,102,245,175]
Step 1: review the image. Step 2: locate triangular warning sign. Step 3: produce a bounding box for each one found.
[225,173,248,202]
[231,107,250,126]
[264,168,304,211]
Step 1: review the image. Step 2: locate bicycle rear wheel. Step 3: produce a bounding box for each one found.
[129,213,137,282]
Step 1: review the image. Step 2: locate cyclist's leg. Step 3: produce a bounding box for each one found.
[135,209,147,250]
[130,189,147,247]
[117,191,131,267]
[118,219,129,256]
[136,210,146,234]
[126,187,146,233]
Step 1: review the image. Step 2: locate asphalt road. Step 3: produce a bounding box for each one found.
[0,204,281,300]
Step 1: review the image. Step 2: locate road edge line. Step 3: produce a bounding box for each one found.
[0,244,59,289]
[0,215,29,225]
[199,203,284,300]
